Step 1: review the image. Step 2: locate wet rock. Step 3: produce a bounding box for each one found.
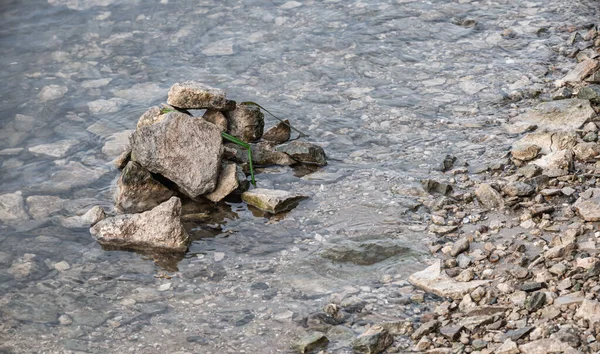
[519,338,579,354]
[131,111,223,197]
[411,320,439,340]
[525,292,546,312]
[90,197,190,252]
[574,197,600,221]
[26,195,66,219]
[577,84,600,103]
[38,84,68,101]
[439,155,457,172]
[575,299,600,323]
[495,339,519,354]
[87,97,128,114]
[7,254,45,280]
[54,260,70,272]
[114,148,132,169]
[225,104,264,142]
[352,325,393,354]
[521,282,545,292]
[3,296,59,323]
[102,130,133,158]
[511,144,540,162]
[225,142,297,166]
[573,142,600,161]
[167,81,235,110]
[408,260,490,300]
[292,333,329,354]
[206,163,249,202]
[319,241,411,265]
[276,141,327,166]
[556,59,600,86]
[532,149,573,177]
[241,188,307,214]
[114,161,175,214]
[202,109,228,132]
[60,205,105,228]
[29,139,78,158]
[516,99,595,131]
[450,238,470,257]
[0,191,30,225]
[475,183,504,209]
[262,120,291,144]
[503,182,534,197]
[421,179,453,195]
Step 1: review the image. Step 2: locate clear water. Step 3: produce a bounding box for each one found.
[0,0,598,352]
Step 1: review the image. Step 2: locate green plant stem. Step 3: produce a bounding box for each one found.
[240,101,309,138]
[221,132,256,186]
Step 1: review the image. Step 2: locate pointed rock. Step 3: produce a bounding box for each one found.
[114,161,175,214]
[90,197,189,253]
[206,163,249,202]
[515,99,595,131]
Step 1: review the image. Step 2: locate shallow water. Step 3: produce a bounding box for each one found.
[1,0,599,352]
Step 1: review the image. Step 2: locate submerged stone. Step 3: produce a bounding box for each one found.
[241,188,307,214]
[0,191,30,225]
[351,325,393,354]
[408,260,490,300]
[516,99,595,131]
[90,197,190,253]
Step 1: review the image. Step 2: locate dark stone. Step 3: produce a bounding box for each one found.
[421,179,453,195]
[439,325,464,341]
[411,320,440,340]
[521,282,545,292]
[501,326,534,342]
[526,292,546,312]
[439,155,457,172]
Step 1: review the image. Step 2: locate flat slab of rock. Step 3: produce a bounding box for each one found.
[512,131,577,155]
[167,81,235,110]
[519,338,578,354]
[293,333,329,354]
[573,197,600,221]
[90,197,189,253]
[29,139,78,158]
[276,141,327,166]
[206,163,249,202]
[0,191,30,224]
[241,188,307,214]
[114,161,175,214]
[515,99,595,132]
[131,111,223,197]
[408,260,490,300]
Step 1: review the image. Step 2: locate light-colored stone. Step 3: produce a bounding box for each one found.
[512,131,577,155]
[112,82,165,104]
[576,299,600,323]
[38,85,68,101]
[494,339,519,354]
[474,183,504,209]
[225,104,264,143]
[532,149,573,177]
[54,261,70,272]
[573,142,600,161]
[574,197,600,221]
[516,99,595,132]
[102,130,133,158]
[26,195,66,219]
[167,81,235,110]
[0,191,30,224]
[262,120,291,144]
[241,188,307,214]
[87,98,128,115]
[131,111,223,197]
[90,197,189,252]
[203,109,228,132]
[206,163,249,202]
[60,205,106,228]
[114,161,175,214]
[511,144,540,161]
[519,338,578,354]
[29,139,78,158]
[408,260,490,300]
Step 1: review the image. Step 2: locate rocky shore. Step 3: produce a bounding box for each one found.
[398,24,600,354]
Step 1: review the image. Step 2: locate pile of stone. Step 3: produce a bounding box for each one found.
[90,81,326,253]
[400,27,600,354]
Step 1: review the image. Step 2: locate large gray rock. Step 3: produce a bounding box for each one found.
[408,260,490,300]
[292,333,329,354]
[475,183,504,209]
[167,81,235,110]
[0,191,30,225]
[60,205,105,229]
[515,99,595,131]
[206,163,249,202]
[225,104,264,142]
[29,139,78,158]
[578,84,600,104]
[276,141,327,166]
[131,111,223,197]
[241,188,307,214]
[90,197,189,253]
[114,161,175,214]
[576,299,600,323]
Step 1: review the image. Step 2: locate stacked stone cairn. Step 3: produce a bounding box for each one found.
[90,81,326,253]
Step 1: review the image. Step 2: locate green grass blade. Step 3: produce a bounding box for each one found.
[221,132,256,186]
[240,101,309,138]
[247,148,256,186]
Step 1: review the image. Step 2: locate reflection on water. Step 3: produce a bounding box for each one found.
[1,0,598,352]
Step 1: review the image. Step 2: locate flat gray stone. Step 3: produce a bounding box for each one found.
[38,85,68,102]
[26,195,66,219]
[241,188,307,214]
[576,299,600,323]
[224,142,297,166]
[512,131,577,155]
[87,98,128,115]
[519,338,578,354]
[167,81,235,110]
[29,139,78,158]
[131,111,223,197]
[90,197,189,252]
[556,59,600,86]
[352,325,393,354]
[408,260,490,300]
[516,99,595,131]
